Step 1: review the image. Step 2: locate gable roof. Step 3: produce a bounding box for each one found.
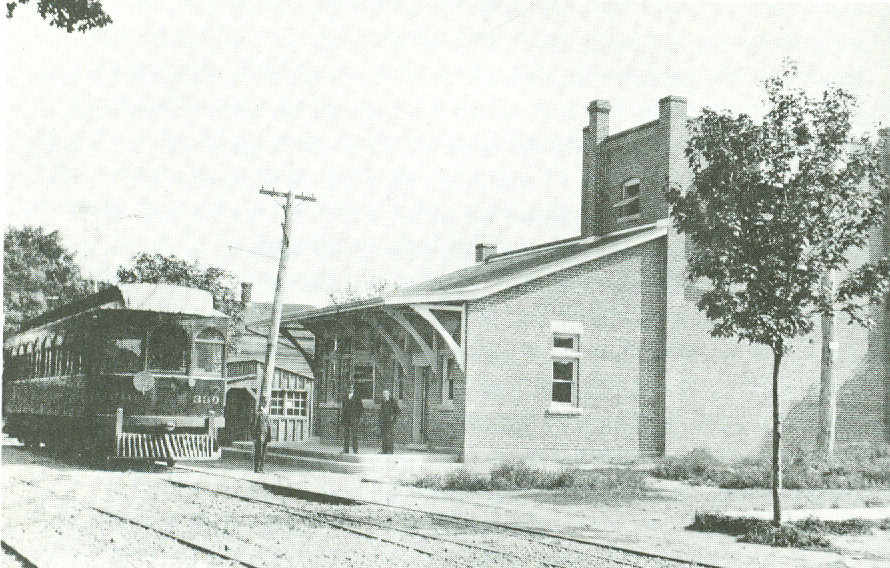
[289,221,668,322]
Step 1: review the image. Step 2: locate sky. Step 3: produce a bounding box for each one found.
[5,2,890,306]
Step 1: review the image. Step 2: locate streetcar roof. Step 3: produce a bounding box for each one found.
[10,284,229,336]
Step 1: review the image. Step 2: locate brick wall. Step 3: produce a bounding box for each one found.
[664,226,886,460]
[463,238,666,464]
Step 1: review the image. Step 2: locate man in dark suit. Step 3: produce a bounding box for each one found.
[378,389,400,454]
[341,384,363,453]
[253,396,272,473]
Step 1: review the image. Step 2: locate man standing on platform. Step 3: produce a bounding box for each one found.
[253,396,272,473]
[378,389,399,454]
[341,384,363,453]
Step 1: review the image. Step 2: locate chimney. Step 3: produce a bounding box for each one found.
[241,282,253,304]
[475,243,497,263]
[581,100,611,237]
[660,95,690,218]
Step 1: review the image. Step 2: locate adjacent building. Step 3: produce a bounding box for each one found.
[282,97,890,464]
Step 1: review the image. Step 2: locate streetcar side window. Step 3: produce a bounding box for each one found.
[147,324,188,372]
[194,328,225,374]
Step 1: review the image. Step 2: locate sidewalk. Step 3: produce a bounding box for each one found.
[184,456,889,568]
[224,439,461,477]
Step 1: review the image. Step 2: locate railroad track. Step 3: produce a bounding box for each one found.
[4,447,718,568]
[6,477,260,568]
[168,466,720,568]
[2,540,39,568]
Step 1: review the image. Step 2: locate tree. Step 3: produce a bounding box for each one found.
[667,63,889,525]
[329,280,398,305]
[6,0,111,32]
[117,253,244,317]
[117,253,245,345]
[4,226,97,334]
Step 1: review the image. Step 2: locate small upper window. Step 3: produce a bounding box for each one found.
[553,335,577,350]
[615,178,641,220]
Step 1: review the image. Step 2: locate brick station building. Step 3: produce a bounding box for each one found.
[283,97,890,464]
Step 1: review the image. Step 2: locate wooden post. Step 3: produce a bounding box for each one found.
[115,407,123,457]
[208,414,217,454]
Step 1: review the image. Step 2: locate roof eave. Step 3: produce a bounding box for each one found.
[288,224,668,325]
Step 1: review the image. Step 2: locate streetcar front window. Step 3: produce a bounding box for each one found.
[194,328,225,373]
[103,337,143,372]
[148,324,188,372]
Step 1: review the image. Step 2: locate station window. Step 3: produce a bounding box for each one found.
[440,356,456,404]
[148,324,188,372]
[614,178,641,220]
[271,389,308,417]
[551,323,581,408]
[396,365,405,400]
[353,364,374,400]
[195,328,225,373]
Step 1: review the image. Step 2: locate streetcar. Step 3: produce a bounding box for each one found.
[2,283,230,463]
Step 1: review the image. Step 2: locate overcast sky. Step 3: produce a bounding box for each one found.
[6,2,889,306]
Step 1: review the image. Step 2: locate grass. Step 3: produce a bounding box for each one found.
[689,512,890,549]
[411,462,648,501]
[651,444,890,490]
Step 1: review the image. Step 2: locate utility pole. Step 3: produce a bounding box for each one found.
[254,187,316,466]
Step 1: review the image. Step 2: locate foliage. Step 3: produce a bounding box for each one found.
[668,62,888,354]
[412,462,648,500]
[690,512,889,548]
[666,61,889,523]
[329,280,398,305]
[117,253,245,345]
[117,253,242,316]
[6,0,111,32]
[651,444,890,490]
[4,226,97,334]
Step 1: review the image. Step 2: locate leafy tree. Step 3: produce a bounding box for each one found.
[117,253,243,317]
[117,253,245,345]
[667,63,889,525]
[4,226,96,334]
[6,0,111,32]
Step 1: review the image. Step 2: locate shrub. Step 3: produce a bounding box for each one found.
[689,512,890,549]
[738,523,830,548]
[440,470,492,491]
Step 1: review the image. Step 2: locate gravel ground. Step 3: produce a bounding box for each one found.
[2,447,693,568]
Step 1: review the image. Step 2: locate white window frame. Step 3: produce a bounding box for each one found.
[549,322,582,415]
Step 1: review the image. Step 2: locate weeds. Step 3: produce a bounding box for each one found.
[652,444,890,490]
[411,462,647,500]
[689,512,890,549]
